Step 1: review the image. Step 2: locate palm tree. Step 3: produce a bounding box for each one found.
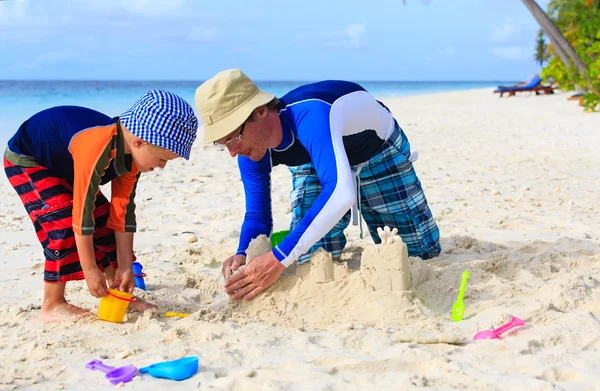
[519,1,583,73]
[401,0,584,76]
[520,0,593,92]
[402,0,597,97]
[534,29,550,67]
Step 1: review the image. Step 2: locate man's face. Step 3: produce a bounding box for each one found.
[214,110,271,162]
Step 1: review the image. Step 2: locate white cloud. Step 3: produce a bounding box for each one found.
[188,27,218,42]
[0,0,215,46]
[295,24,367,50]
[331,24,367,49]
[490,18,525,43]
[0,1,63,43]
[125,0,185,16]
[25,50,77,70]
[0,0,28,25]
[490,46,528,60]
[85,0,185,17]
[438,46,456,56]
[230,47,250,54]
[346,24,367,40]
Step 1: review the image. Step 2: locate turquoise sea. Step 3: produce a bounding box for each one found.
[0,80,513,144]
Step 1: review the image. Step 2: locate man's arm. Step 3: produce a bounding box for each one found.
[236,152,273,256]
[273,101,355,267]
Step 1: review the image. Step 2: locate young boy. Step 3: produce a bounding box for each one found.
[3,89,198,322]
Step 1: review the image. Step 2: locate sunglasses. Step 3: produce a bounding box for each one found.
[214,122,246,148]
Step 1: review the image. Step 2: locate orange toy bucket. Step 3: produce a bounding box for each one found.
[98,289,136,323]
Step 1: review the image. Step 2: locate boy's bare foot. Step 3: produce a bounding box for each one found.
[129,297,157,312]
[40,302,94,322]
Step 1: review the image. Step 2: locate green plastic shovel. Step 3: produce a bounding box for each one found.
[451,270,470,322]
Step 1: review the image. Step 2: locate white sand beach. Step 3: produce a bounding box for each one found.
[1,88,599,390]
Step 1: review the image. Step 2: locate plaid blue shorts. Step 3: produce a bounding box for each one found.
[289,122,441,263]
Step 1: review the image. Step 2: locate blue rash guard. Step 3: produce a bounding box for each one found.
[237,80,395,267]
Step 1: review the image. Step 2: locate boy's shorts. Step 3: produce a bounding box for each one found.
[289,122,441,263]
[4,158,119,283]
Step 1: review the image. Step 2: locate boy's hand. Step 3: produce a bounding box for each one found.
[112,268,135,293]
[84,268,109,298]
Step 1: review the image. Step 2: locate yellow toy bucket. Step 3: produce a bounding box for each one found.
[98,289,136,323]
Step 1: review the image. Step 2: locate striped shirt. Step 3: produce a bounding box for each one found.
[4,106,140,235]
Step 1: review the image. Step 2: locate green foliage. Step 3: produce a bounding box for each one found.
[541,57,575,89]
[582,92,600,111]
[542,0,600,111]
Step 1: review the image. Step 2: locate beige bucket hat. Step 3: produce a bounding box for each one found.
[195,69,275,143]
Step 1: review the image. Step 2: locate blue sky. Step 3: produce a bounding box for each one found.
[0,0,550,81]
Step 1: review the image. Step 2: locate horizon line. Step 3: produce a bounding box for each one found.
[0,79,517,83]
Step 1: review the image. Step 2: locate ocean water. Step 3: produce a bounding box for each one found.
[0,80,512,143]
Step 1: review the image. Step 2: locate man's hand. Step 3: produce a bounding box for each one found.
[84,267,109,298]
[222,254,247,280]
[225,251,285,301]
[111,267,135,294]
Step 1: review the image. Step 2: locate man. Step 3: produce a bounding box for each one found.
[195,69,441,301]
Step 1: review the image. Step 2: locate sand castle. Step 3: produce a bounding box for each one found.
[241,234,335,283]
[245,234,273,264]
[221,227,423,329]
[361,226,412,291]
[307,248,334,283]
[243,227,411,290]
[242,227,413,291]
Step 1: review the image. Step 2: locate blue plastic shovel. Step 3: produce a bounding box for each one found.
[139,356,199,381]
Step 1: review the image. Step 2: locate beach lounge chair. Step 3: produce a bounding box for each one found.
[493,75,555,97]
[567,92,584,106]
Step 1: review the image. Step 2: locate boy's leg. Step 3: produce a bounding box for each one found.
[358,123,441,260]
[41,282,93,322]
[289,163,351,263]
[3,159,93,321]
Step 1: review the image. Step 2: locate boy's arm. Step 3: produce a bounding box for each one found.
[108,168,140,293]
[70,129,115,236]
[115,231,135,270]
[69,127,116,296]
[236,152,273,257]
[107,169,140,233]
[75,233,109,297]
[74,235,98,271]
[112,231,135,293]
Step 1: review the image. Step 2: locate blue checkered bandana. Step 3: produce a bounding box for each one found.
[119,90,199,160]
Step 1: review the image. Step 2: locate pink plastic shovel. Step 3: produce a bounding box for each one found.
[473,316,525,341]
